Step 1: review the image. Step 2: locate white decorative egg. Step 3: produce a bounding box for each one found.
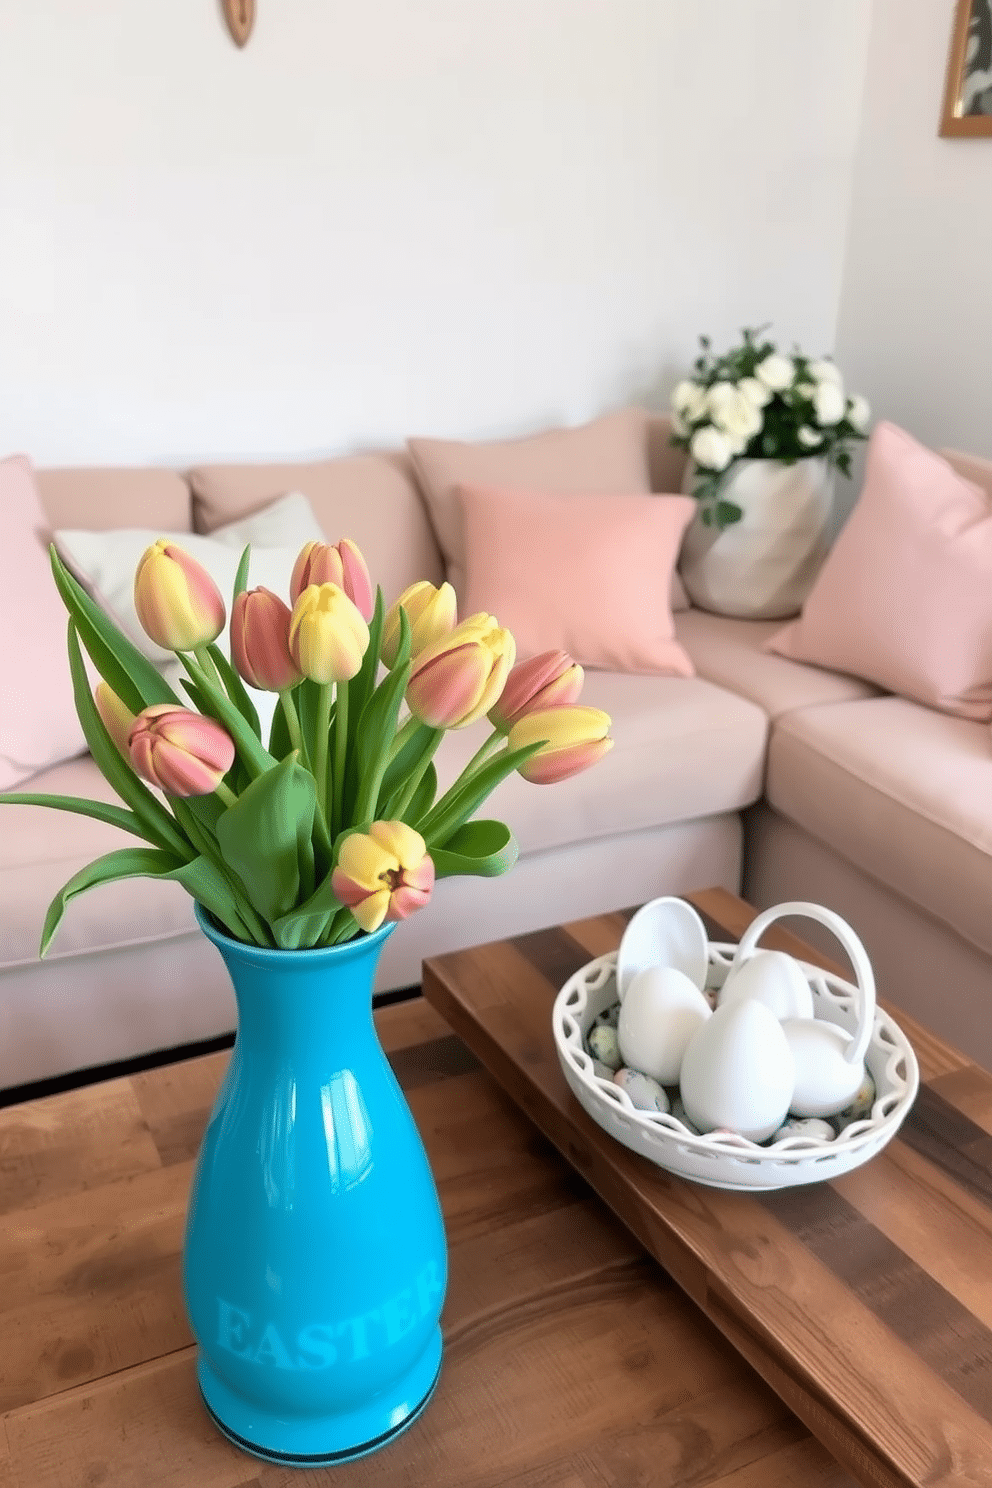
[615,897,709,1000]
[718,949,814,1021]
[617,965,711,1085]
[680,998,795,1142]
[613,1067,670,1113]
[782,1017,867,1117]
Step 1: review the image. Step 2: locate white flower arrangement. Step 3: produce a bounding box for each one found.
[670,327,871,528]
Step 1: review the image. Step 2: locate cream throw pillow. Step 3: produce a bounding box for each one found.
[55,490,327,739]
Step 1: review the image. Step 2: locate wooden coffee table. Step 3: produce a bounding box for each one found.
[422,887,992,1488]
[0,890,985,1486]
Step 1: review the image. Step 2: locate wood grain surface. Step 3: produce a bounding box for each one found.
[0,951,859,1486]
[421,887,992,1488]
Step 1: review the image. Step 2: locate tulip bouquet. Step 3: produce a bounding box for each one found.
[670,326,871,529]
[0,536,613,953]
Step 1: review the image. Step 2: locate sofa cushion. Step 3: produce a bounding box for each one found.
[766,695,992,960]
[406,408,694,608]
[434,669,768,857]
[0,756,196,970]
[675,608,880,718]
[35,467,193,533]
[0,455,88,789]
[767,423,992,721]
[189,451,443,606]
[459,485,695,674]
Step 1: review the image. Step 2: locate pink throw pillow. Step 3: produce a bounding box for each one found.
[767,422,992,719]
[0,455,87,788]
[458,485,696,676]
[406,407,690,612]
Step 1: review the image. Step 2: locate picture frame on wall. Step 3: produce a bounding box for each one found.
[941,0,992,135]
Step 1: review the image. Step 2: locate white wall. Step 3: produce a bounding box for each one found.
[0,1,871,469]
[836,0,992,491]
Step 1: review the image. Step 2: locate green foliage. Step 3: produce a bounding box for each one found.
[13,540,613,957]
[671,326,870,530]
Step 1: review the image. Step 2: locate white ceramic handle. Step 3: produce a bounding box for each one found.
[732,901,875,1066]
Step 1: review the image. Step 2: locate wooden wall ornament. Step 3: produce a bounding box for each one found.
[222,0,255,48]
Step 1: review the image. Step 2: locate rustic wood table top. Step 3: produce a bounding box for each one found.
[0,895,872,1488]
[421,887,992,1488]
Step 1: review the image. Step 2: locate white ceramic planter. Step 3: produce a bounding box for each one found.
[679,456,834,619]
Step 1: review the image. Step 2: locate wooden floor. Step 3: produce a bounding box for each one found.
[0,981,859,1484]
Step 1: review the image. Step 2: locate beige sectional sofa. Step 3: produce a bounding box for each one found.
[4,418,991,1091]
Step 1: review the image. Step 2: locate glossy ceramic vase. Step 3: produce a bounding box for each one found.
[679,455,834,619]
[183,907,447,1468]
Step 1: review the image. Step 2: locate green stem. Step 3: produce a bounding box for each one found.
[419,733,506,835]
[193,644,224,688]
[313,683,334,824]
[459,730,504,781]
[214,781,237,808]
[279,689,305,761]
[332,681,348,837]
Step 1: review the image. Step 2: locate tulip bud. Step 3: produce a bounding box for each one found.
[94,682,136,758]
[382,580,457,669]
[331,820,435,933]
[508,706,613,785]
[231,587,303,692]
[488,650,584,734]
[406,613,515,730]
[133,541,226,653]
[290,538,374,621]
[288,583,370,685]
[128,704,236,796]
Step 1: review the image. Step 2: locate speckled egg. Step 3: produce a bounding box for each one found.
[772,1117,836,1143]
[613,1066,670,1113]
[587,1023,623,1071]
[668,1096,701,1135]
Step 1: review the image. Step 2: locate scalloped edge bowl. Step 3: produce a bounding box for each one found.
[552,944,919,1191]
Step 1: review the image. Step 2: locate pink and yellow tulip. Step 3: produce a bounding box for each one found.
[288,584,370,685]
[128,704,236,796]
[290,539,374,622]
[231,587,303,692]
[508,706,613,785]
[406,613,515,729]
[382,580,457,669]
[94,682,136,758]
[488,650,584,734]
[331,820,435,933]
[133,541,226,653]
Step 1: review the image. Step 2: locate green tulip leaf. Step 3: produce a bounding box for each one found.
[216,754,317,922]
[270,873,341,950]
[50,547,178,714]
[347,586,385,737]
[66,622,192,859]
[40,846,187,956]
[419,741,544,848]
[233,544,252,604]
[164,854,257,944]
[430,819,519,879]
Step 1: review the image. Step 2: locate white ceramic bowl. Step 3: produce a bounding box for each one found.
[552,943,919,1191]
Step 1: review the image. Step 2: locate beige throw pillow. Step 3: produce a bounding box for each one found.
[407,407,689,610]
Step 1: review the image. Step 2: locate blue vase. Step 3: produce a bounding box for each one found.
[183,907,447,1467]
